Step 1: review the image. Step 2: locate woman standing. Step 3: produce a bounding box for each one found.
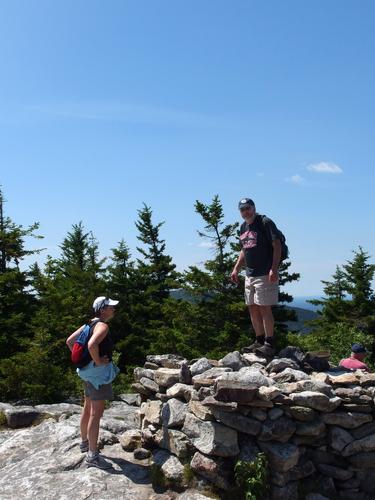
[66,296,119,469]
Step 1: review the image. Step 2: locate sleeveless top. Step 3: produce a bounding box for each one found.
[90,320,114,360]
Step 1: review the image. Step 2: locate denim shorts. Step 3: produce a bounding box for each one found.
[84,381,114,401]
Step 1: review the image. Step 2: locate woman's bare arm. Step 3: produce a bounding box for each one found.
[66,325,85,352]
[88,322,110,365]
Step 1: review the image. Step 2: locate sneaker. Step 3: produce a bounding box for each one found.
[255,343,275,358]
[86,453,112,470]
[241,340,264,353]
[79,440,89,453]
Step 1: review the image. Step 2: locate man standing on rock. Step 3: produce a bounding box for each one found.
[231,198,281,357]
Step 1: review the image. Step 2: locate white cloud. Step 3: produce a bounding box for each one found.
[286,174,305,185]
[307,162,343,174]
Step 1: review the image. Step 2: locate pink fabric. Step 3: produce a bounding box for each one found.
[339,357,370,372]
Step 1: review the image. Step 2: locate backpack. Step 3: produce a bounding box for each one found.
[71,320,100,369]
[241,214,289,261]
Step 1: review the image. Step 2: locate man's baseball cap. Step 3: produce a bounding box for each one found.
[351,343,367,354]
[93,296,119,312]
[238,198,255,210]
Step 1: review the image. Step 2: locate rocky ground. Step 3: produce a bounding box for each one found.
[0,399,210,500]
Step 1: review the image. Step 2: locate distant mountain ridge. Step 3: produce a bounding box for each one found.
[170,289,318,333]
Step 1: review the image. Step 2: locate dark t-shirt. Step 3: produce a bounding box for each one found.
[90,320,114,361]
[239,215,279,277]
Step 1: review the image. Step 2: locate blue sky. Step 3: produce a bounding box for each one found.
[1,1,374,297]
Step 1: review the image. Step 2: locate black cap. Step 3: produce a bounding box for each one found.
[238,198,255,209]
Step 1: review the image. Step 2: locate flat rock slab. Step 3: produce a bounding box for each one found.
[213,380,258,404]
[321,411,373,429]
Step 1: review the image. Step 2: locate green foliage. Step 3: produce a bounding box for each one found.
[287,322,375,368]
[234,453,269,500]
[150,463,166,489]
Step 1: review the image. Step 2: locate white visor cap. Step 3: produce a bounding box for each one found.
[93,296,119,312]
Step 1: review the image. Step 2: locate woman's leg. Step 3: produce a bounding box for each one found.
[88,399,105,453]
[80,396,91,441]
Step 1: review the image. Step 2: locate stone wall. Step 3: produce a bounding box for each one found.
[129,349,375,500]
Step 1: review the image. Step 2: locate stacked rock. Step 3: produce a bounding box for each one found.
[125,348,375,499]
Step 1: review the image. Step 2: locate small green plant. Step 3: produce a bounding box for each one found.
[235,453,269,500]
[183,463,195,486]
[150,463,166,489]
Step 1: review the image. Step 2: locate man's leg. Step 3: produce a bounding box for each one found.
[260,305,274,339]
[249,304,266,338]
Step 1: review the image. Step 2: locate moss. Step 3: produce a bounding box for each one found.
[0,410,7,428]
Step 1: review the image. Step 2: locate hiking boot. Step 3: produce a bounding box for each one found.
[86,452,112,470]
[255,343,275,358]
[241,340,264,354]
[79,440,89,453]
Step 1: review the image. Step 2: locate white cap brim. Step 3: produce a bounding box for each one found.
[107,299,119,306]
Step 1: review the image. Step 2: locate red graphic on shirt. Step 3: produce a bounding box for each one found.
[240,230,257,249]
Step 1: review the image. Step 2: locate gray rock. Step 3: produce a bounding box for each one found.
[321,411,372,429]
[117,393,141,406]
[134,367,155,382]
[182,412,239,457]
[134,447,151,460]
[144,361,159,370]
[4,407,41,428]
[188,400,215,421]
[213,379,258,404]
[295,420,326,437]
[190,357,213,377]
[158,428,193,458]
[242,353,268,366]
[139,377,159,393]
[211,409,262,436]
[166,383,196,402]
[179,361,192,385]
[238,436,260,462]
[266,358,300,373]
[193,367,232,382]
[217,367,273,387]
[153,449,185,485]
[34,403,82,419]
[142,400,162,427]
[317,463,353,480]
[278,346,305,366]
[119,429,142,451]
[295,379,334,397]
[190,451,232,490]
[286,406,318,422]
[272,368,310,383]
[329,426,354,452]
[201,396,238,411]
[146,354,186,368]
[342,433,375,456]
[290,392,342,412]
[258,417,296,443]
[352,421,375,440]
[131,382,152,396]
[258,386,281,401]
[161,398,187,428]
[258,441,300,472]
[154,368,181,388]
[270,481,298,500]
[250,408,268,421]
[268,408,284,420]
[219,351,245,371]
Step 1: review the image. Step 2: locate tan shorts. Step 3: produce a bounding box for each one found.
[244,275,279,306]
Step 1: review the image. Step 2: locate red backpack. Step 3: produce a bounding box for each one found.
[71,320,100,368]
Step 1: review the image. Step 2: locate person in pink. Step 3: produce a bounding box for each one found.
[339,343,371,372]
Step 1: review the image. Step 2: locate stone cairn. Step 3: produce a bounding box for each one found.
[125,348,375,500]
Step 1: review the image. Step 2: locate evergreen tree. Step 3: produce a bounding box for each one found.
[0,189,43,358]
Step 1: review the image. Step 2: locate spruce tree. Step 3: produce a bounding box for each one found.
[0,189,43,358]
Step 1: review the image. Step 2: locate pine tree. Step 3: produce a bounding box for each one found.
[0,189,43,358]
